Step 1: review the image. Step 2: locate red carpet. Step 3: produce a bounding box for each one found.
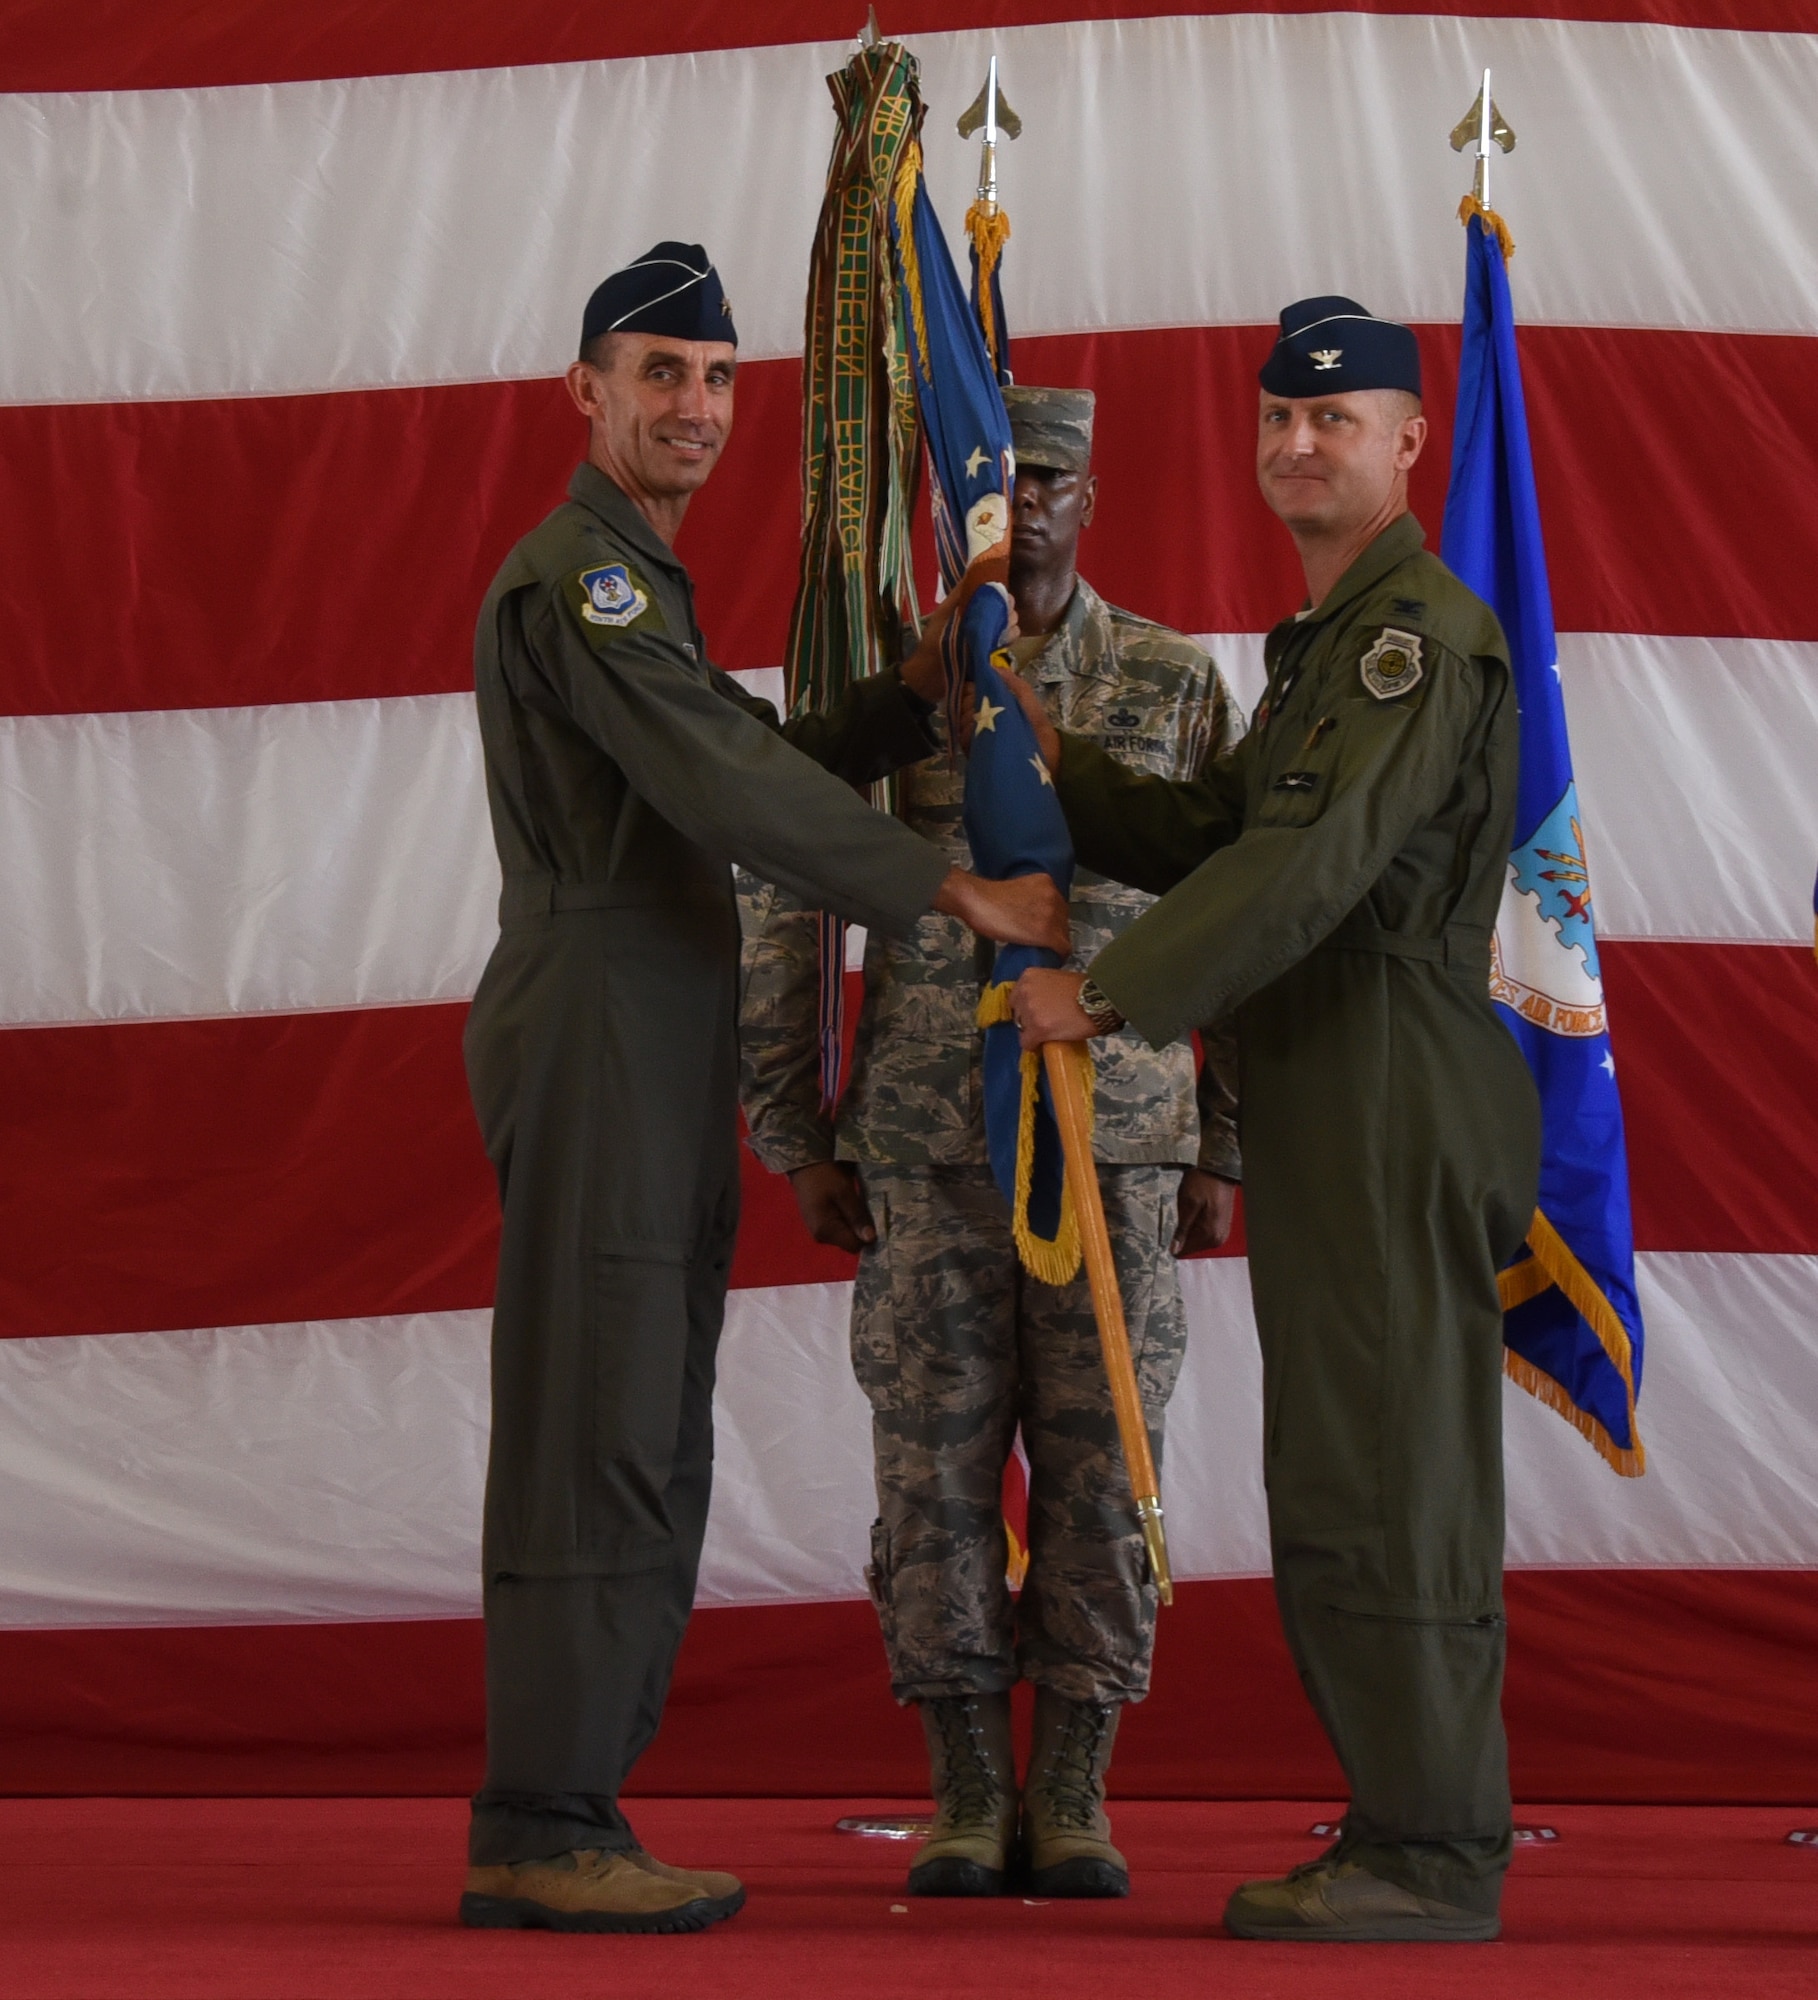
[3,1797,1813,1999]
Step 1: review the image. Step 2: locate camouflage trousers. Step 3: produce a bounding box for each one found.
[852,1163,1189,1706]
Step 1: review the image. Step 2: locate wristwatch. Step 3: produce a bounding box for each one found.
[1076,977,1125,1036]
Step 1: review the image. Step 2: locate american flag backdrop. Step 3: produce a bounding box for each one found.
[2,0,1816,1799]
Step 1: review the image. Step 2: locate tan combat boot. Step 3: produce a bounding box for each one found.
[1223,1857,1499,1942]
[906,1691,1019,1896]
[460,1846,746,1933]
[1019,1688,1129,1898]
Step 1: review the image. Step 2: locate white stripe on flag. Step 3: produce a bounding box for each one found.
[0,1254,1810,1630]
[3,14,1815,404]
[1558,633,1818,947]
[0,693,500,1026]
[3,633,1808,1029]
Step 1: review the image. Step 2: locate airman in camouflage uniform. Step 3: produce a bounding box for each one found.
[740,386,1242,1899]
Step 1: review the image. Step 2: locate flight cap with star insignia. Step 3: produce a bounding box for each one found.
[580,242,737,355]
[1258,295,1421,400]
[1001,384,1095,473]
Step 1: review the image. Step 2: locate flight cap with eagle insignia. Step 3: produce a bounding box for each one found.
[580,243,737,355]
[1258,295,1421,399]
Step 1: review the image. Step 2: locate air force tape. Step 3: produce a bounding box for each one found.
[578,562,648,629]
[1359,628,1424,700]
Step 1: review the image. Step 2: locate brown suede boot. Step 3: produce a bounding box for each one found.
[461,1846,745,1933]
[624,1848,745,1903]
[906,1692,1019,1897]
[1020,1688,1129,1898]
[1223,1857,1500,1941]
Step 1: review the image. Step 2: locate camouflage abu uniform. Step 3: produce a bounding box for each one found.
[742,396,1240,1705]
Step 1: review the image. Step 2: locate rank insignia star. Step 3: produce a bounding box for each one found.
[964,446,989,479]
[1029,754,1054,787]
[974,693,1004,733]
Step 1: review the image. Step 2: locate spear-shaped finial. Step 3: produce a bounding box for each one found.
[1450,67,1515,210]
[957,55,1022,217]
[857,6,881,50]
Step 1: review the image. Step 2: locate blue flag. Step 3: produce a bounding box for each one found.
[894,173,1085,1281]
[1441,211,1646,1476]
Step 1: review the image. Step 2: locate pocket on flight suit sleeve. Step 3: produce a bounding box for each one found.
[591,1240,692,1560]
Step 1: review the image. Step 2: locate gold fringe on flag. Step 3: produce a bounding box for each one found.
[964,199,1012,376]
[976,983,1089,1285]
[893,139,931,383]
[1004,1517,1030,1592]
[1498,1206,1646,1477]
[1458,192,1517,263]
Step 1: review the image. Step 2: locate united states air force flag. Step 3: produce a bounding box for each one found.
[893,164,1088,1283]
[1442,207,1646,1476]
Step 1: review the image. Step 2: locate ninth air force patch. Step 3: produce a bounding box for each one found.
[1359,628,1424,701]
[571,561,654,634]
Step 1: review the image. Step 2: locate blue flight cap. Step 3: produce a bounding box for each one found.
[1259,296,1421,399]
[580,243,737,354]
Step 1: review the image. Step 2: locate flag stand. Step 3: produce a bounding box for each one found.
[1041,1042,1174,1604]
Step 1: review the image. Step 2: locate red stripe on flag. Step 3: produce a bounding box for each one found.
[4,0,1805,95]
[2,1570,1814,1802]
[0,1007,498,1340]
[1605,940,1818,1255]
[0,1002,853,1341]
[0,943,1807,1342]
[6,326,1818,718]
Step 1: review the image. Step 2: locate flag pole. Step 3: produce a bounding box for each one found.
[1041,1043,1175,1605]
[1449,68,1516,220]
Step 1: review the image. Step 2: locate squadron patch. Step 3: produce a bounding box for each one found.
[1359,628,1424,701]
[576,562,649,629]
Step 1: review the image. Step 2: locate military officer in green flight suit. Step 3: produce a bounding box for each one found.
[458,243,1068,1937]
[1006,298,1542,1943]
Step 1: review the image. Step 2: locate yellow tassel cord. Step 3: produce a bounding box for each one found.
[1498,1207,1646,1478]
[893,141,931,382]
[976,982,1089,1284]
[1004,1519,1030,1592]
[1458,193,1516,263]
[963,200,1012,374]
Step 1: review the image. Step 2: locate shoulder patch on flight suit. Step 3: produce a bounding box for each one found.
[563,561,667,645]
[1358,628,1424,701]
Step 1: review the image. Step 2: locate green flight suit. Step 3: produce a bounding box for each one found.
[1053,515,1541,1915]
[464,462,948,1867]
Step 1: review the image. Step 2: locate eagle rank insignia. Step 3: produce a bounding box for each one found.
[1359,628,1424,700]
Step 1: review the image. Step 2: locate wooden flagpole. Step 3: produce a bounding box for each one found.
[1041,1042,1174,1604]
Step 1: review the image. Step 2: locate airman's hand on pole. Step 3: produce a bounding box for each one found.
[933,868,1070,955]
[1010,966,1094,1048]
